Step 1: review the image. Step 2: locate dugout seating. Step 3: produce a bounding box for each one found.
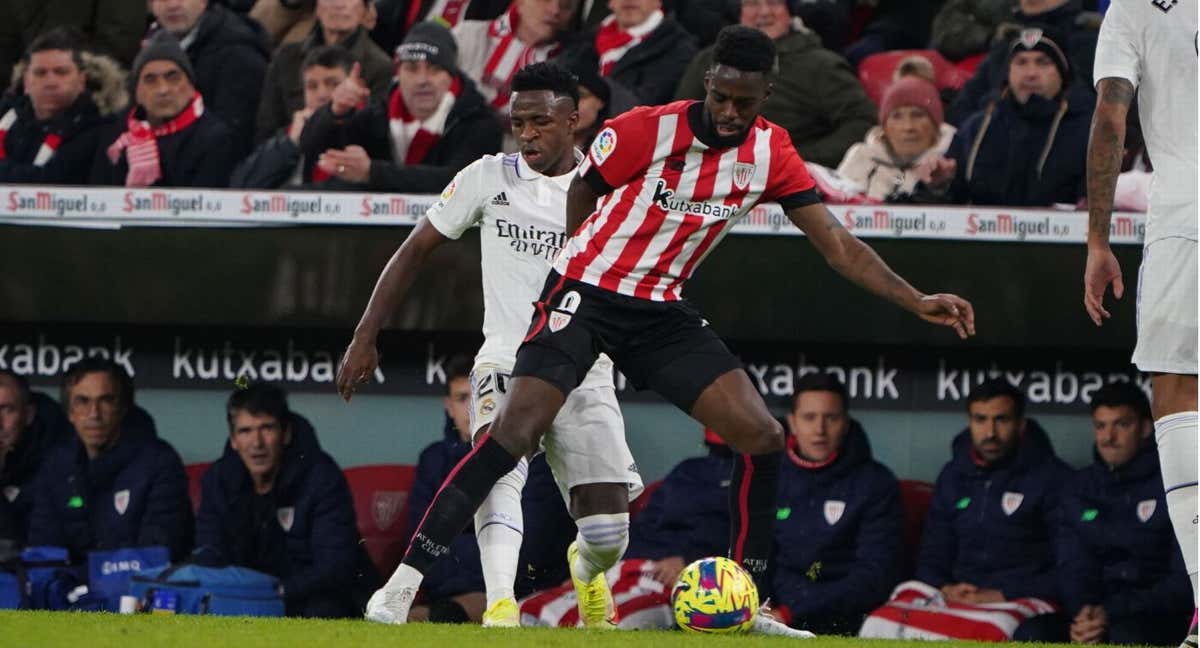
[857,49,978,105]
[184,462,212,514]
[898,479,935,578]
[343,464,417,576]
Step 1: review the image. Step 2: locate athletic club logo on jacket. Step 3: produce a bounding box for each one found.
[914,422,1071,602]
[1056,443,1193,618]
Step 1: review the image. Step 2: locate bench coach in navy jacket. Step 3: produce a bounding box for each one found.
[27,358,192,562]
[194,384,376,618]
[1048,382,1193,645]
[771,374,903,636]
[914,379,1070,625]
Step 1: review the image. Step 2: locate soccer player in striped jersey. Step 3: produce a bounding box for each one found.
[338,62,642,628]
[342,26,975,633]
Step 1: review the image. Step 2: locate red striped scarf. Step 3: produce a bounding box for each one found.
[106,93,204,187]
[481,5,561,110]
[387,75,462,165]
[594,9,662,76]
[0,108,64,166]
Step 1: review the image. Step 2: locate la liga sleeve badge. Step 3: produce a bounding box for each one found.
[591,127,617,165]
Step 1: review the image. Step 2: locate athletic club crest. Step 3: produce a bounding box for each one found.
[1019,27,1044,49]
[733,162,756,190]
[2,486,18,503]
[1137,499,1157,523]
[373,491,406,531]
[1001,492,1024,516]
[549,290,582,332]
[277,507,295,532]
[113,489,130,515]
[823,500,846,525]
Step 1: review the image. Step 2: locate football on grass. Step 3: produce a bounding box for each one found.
[670,557,759,634]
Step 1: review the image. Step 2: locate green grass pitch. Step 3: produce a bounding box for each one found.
[0,612,1154,648]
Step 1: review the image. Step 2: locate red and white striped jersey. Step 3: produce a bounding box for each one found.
[553,100,818,301]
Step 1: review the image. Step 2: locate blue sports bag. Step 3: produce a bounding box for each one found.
[128,564,284,616]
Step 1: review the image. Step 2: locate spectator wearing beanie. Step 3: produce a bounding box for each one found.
[451,0,575,114]
[836,77,957,203]
[298,21,502,192]
[147,0,270,160]
[938,27,1091,206]
[256,0,392,142]
[563,0,696,107]
[946,0,1100,126]
[0,28,113,185]
[90,32,236,188]
[675,0,876,167]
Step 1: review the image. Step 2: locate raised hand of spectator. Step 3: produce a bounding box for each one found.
[1070,605,1108,644]
[914,156,957,188]
[318,146,372,183]
[289,109,314,145]
[651,556,686,587]
[330,63,370,117]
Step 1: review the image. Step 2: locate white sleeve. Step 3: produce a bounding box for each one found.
[1094,1,1142,88]
[425,160,485,240]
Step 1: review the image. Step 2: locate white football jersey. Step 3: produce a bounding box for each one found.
[1095,0,1198,244]
[426,150,614,386]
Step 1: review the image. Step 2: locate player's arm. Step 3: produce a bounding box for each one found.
[786,202,975,339]
[336,165,485,400]
[1083,77,1134,326]
[566,174,602,237]
[335,219,451,400]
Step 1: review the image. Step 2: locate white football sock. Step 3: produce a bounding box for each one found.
[1156,411,1199,606]
[571,512,629,583]
[383,562,424,592]
[474,457,528,607]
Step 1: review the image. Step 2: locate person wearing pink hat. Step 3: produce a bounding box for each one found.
[835,75,956,202]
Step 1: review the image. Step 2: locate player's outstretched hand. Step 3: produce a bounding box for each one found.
[336,337,379,402]
[916,293,976,339]
[1084,245,1124,327]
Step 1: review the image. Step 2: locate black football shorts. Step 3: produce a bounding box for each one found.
[512,271,743,413]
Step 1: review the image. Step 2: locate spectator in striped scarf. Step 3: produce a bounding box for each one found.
[0,28,112,185]
[90,31,236,188]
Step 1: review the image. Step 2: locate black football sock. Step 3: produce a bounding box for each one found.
[401,435,520,574]
[728,451,781,593]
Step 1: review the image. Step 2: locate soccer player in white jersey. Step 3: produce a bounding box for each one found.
[335,63,644,628]
[341,26,975,635]
[1085,1,1199,645]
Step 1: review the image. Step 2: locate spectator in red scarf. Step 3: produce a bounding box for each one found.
[565,0,696,106]
[299,21,503,191]
[0,28,112,185]
[452,0,576,113]
[90,31,235,188]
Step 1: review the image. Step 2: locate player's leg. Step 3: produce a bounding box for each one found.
[543,375,642,627]
[366,376,565,624]
[1152,372,1199,608]
[1134,237,1199,614]
[467,368,530,627]
[688,368,785,587]
[626,320,810,637]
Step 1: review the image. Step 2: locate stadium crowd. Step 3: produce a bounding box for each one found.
[0,358,1191,643]
[0,0,1151,209]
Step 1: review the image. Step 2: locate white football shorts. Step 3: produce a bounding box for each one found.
[1133,236,1198,375]
[469,361,644,504]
